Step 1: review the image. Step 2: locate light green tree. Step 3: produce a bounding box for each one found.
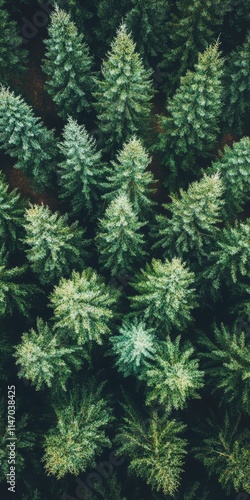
[43,382,113,478]
[23,204,88,285]
[96,192,147,277]
[14,318,83,391]
[42,7,93,120]
[131,258,197,333]
[93,23,154,152]
[50,268,119,345]
[58,117,103,213]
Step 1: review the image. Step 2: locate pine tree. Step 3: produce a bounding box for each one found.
[194,412,250,494]
[50,268,119,345]
[14,318,83,391]
[23,204,88,285]
[0,172,26,251]
[131,258,197,333]
[0,247,39,318]
[155,173,224,264]
[115,403,187,495]
[161,0,230,96]
[199,323,250,414]
[157,42,224,183]
[103,136,156,219]
[0,87,58,190]
[142,335,204,412]
[224,32,250,134]
[0,0,27,84]
[58,117,103,214]
[210,137,250,219]
[95,0,129,56]
[110,317,156,377]
[96,192,147,277]
[42,6,93,120]
[43,382,113,479]
[93,23,154,153]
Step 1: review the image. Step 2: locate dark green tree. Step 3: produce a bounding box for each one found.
[143,335,204,411]
[58,117,103,214]
[43,382,113,478]
[131,257,197,333]
[199,323,250,414]
[50,268,119,345]
[115,403,187,495]
[96,192,147,277]
[0,87,58,190]
[0,0,27,84]
[43,6,93,120]
[157,42,224,183]
[95,0,129,56]
[0,172,26,251]
[110,317,156,377]
[211,137,250,218]
[14,318,83,391]
[224,31,250,134]
[194,412,250,494]
[23,204,88,285]
[155,173,224,264]
[161,0,230,95]
[103,136,156,219]
[93,23,154,152]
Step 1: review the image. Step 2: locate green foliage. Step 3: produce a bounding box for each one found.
[0,87,58,190]
[95,0,129,55]
[83,473,126,500]
[143,335,204,411]
[0,172,26,251]
[161,0,229,95]
[224,32,250,134]
[58,117,103,213]
[14,318,83,391]
[211,137,250,218]
[199,323,250,414]
[0,247,38,318]
[157,42,224,181]
[194,412,250,494]
[50,268,119,345]
[43,7,93,120]
[96,192,147,277]
[93,23,154,152]
[103,136,156,219]
[0,0,27,83]
[43,381,113,478]
[110,317,156,377]
[131,257,197,333]
[23,204,88,285]
[155,173,224,264]
[115,404,187,495]
[0,328,12,381]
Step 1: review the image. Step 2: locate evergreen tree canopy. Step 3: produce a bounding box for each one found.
[23,204,88,285]
[103,136,156,219]
[50,268,119,345]
[0,87,58,190]
[199,323,250,414]
[93,23,154,152]
[0,0,27,84]
[110,317,156,377]
[96,192,147,277]
[43,382,113,478]
[224,31,250,134]
[115,404,187,495]
[58,117,103,213]
[43,7,93,120]
[211,137,250,218]
[155,173,224,264]
[131,258,197,333]
[194,412,250,494]
[14,318,83,391]
[143,335,204,411]
[157,42,224,181]
[0,172,26,251]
